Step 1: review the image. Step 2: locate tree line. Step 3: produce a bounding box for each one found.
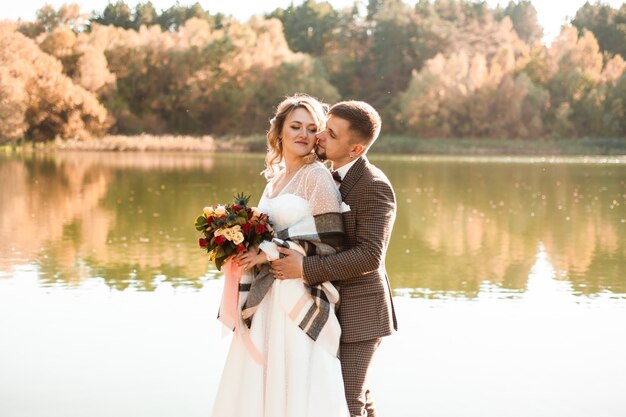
[1,0,626,143]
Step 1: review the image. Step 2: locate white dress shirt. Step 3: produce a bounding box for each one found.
[334,158,359,182]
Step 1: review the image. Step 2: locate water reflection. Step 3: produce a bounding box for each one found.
[1,152,624,298]
[375,157,626,299]
[0,152,262,291]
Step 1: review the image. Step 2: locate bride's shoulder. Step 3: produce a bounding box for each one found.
[303,161,337,191]
[303,161,331,176]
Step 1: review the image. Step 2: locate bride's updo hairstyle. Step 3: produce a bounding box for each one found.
[263,94,328,179]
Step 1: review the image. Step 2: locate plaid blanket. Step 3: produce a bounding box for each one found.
[241,211,344,341]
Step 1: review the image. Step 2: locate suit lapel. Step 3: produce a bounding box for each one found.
[339,156,367,200]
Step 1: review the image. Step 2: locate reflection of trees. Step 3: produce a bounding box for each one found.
[375,158,626,298]
[0,153,263,290]
[2,153,624,297]
[0,155,111,278]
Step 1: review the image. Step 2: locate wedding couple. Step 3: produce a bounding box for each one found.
[211,94,397,417]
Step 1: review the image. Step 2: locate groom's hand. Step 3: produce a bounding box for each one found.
[270,247,303,280]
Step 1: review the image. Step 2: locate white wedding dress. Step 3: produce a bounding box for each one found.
[211,162,349,417]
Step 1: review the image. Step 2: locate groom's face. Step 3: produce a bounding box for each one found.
[315,115,354,167]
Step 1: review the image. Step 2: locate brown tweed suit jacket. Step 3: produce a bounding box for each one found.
[302,156,398,343]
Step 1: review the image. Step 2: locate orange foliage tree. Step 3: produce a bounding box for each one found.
[4,1,626,141]
[0,23,109,142]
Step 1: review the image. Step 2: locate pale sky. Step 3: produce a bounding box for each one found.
[1,0,625,44]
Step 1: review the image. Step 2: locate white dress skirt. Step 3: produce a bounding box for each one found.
[210,192,349,417]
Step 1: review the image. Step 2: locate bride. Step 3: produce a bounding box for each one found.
[210,94,349,417]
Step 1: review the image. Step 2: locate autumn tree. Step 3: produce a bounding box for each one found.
[604,74,626,136]
[572,2,626,59]
[496,0,542,43]
[91,1,134,30]
[392,47,548,139]
[266,0,340,55]
[317,7,368,98]
[6,1,626,141]
[39,27,80,77]
[511,24,625,138]
[36,17,116,93]
[133,1,157,28]
[180,17,339,134]
[545,27,609,137]
[18,3,86,37]
[156,2,213,31]
[94,17,338,135]
[0,67,28,143]
[90,1,216,32]
[362,0,429,110]
[0,24,109,142]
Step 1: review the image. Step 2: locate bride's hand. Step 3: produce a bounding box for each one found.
[234,246,267,270]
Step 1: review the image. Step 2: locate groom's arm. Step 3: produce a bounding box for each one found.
[301,179,396,286]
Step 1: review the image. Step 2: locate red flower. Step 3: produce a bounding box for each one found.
[242,223,253,234]
[215,235,226,245]
[236,244,246,252]
[255,224,266,234]
[198,238,208,248]
[232,205,241,212]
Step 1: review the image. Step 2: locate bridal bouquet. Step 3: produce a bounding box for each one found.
[195,193,274,270]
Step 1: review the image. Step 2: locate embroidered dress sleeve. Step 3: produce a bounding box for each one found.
[304,164,342,216]
[298,164,344,255]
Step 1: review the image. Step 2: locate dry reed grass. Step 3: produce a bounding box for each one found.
[42,134,219,152]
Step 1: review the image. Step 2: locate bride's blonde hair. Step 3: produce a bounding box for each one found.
[262,94,328,179]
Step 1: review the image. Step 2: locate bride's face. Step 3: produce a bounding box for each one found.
[281,107,319,159]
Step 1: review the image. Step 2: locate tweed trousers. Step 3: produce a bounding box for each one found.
[340,338,382,417]
[302,156,397,416]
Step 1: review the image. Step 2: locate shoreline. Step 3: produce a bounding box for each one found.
[2,134,626,156]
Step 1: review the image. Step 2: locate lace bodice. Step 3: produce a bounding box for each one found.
[257,162,341,232]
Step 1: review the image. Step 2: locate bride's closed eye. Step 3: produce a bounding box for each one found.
[306,124,319,134]
[289,124,317,134]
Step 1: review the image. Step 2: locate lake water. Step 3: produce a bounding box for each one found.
[1,151,625,417]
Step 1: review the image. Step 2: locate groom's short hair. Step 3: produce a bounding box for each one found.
[328,101,381,147]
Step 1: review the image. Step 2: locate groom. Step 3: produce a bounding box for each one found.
[271,100,397,417]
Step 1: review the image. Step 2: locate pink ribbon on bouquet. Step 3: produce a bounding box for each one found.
[217,258,265,366]
[218,258,242,332]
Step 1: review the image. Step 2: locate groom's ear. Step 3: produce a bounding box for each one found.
[351,143,365,157]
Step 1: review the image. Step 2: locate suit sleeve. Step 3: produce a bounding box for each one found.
[302,178,396,286]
